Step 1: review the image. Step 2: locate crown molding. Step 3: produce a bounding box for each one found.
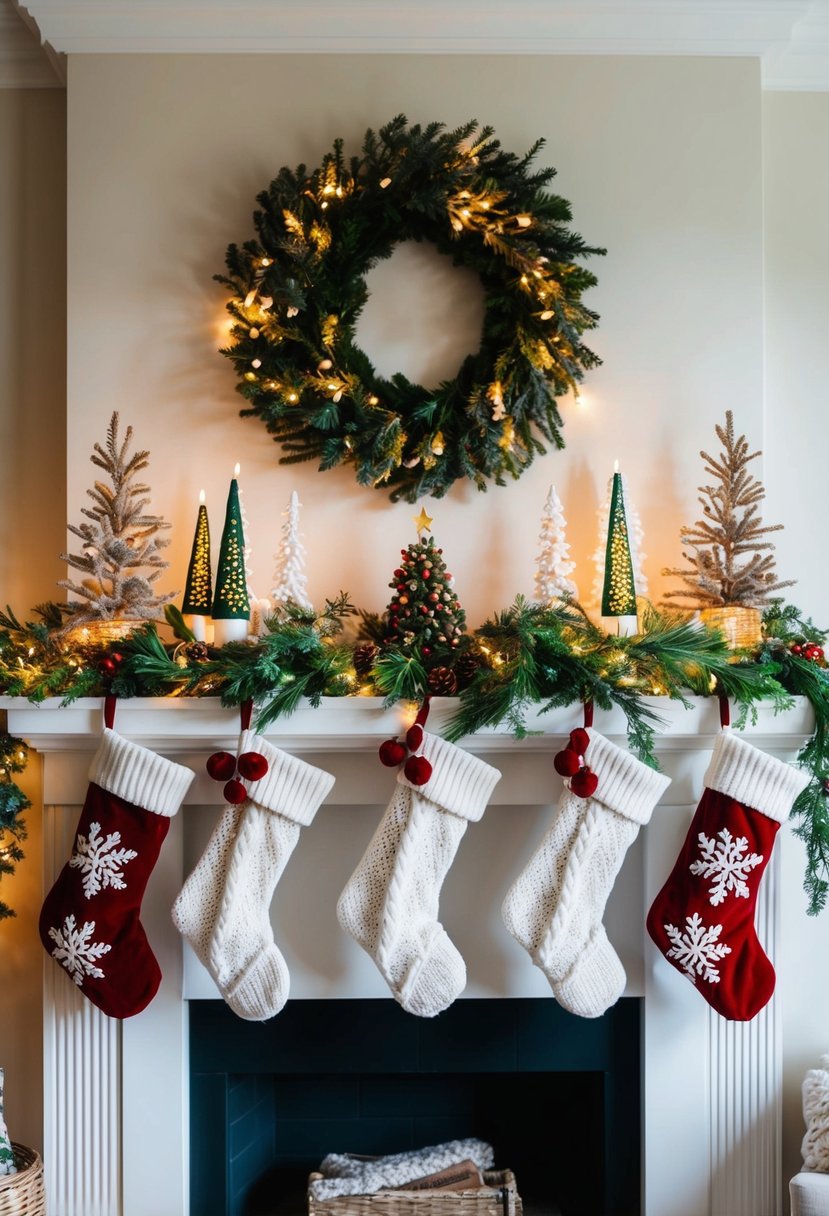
[0,0,64,86]
[12,0,829,90]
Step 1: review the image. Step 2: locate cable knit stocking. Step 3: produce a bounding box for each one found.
[337,733,500,1018]
[503,730,670,1018]
[172,731,334,1021]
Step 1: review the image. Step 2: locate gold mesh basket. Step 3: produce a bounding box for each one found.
[699,605,763,651]
[308,1169,522,1216]
[0,1144,46,1216]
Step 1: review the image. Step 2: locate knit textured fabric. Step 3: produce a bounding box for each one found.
[503,729,670,1018]
[172,731,334,1022]
[336,732,500,1018]
[310,1137,494,1198]
[802,1055,829,1172]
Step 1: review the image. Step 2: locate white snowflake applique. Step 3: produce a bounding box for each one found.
[689,828,763,906]
[48,914,111,987]
[664,912,731,985]
[69,821,138,899]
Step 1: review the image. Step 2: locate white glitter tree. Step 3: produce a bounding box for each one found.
[271,491,312,612]
[534,485,577,603]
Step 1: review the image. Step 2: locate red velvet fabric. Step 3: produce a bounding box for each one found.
[39,781,170,1019]
[646,788,779,1022]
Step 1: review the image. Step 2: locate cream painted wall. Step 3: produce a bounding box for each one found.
[0,86,65,1155]
[764,90,829,1198]
[66,54,764,626]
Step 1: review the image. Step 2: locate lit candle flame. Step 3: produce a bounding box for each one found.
[233,463,240,478]
[199,489,205,505]
[614,459,619,474]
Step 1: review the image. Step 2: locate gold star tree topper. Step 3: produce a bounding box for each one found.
[414,507,433,537]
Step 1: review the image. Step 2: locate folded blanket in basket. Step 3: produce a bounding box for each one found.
[309,1139,494,1199]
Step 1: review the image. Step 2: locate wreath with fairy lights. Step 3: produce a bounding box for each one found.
[215,114,605,503]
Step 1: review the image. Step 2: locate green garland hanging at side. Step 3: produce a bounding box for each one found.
[215,114,605,503]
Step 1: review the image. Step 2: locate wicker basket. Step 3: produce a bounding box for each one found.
[308,1169,521,1216]
[58,618,142,651]
[699,605,763,651]
[0,1144,45,1216]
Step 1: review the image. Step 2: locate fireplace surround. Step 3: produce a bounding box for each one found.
[4,693,814,1216]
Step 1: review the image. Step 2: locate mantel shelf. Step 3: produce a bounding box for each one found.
[1,694,815,755]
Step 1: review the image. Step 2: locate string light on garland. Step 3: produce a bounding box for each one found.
[215,114,605,502]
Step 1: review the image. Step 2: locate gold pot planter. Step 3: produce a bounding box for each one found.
[699,605,763,650]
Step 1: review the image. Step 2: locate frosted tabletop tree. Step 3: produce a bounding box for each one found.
[271,491,312,612]
[534,485,577,603]
[59,412,174,633]
[662,410,795,609]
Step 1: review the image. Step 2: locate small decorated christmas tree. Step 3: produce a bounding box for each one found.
[384,509,466,675]
[663,411,795,610]
[181,492,212,640]
[0,733,30,922]
[534,485,577,603]
[59,412,174,634]
[211,475,250,645]
[271,491,312,612]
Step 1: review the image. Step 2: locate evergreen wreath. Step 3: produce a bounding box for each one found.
[215,115,605,503]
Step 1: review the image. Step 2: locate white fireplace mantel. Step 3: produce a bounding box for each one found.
[4,694,816,1216]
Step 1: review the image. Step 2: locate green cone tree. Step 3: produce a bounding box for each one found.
[601,471,637,617]
[211,479,250,625]
[182,498,212,619]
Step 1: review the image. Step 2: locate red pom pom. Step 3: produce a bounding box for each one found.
[569,728,590,756]
[237,751,269,781]
[379,739,407,767]
[206,751,237,782]
[404,755,433,785]
[223,778,248,805]
[406,723,424,751]
[553,747,580,777]
[570,767,599,799]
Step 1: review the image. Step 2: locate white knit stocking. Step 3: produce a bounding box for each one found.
[337,733,500,1018]
[172,731,334,1021]
[502,730,670,1018]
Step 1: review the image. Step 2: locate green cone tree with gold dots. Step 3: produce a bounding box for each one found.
[211,479,250,628]
[601,471,637,618]
[182,500,212,620]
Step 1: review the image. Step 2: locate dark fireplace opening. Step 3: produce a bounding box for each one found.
[189,998,641,1216]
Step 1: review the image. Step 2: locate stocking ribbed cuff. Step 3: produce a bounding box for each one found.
[239,731,335,826]
[397,733,501,822]
[90,728,194,818]
[583,731,670,826]
[704,731,810,824]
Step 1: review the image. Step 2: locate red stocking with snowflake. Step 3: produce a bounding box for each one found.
[39,727,194,1018]
[646,730,808,1021]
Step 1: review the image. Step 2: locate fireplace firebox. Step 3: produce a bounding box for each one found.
[188,998,641,1216]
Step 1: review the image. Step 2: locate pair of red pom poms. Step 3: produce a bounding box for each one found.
[206,749,269,805]
[378,698,433,786]
[553,727,598,799]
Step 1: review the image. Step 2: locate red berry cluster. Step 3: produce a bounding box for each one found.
[206,748,269,805]
[384,535,466,657]
[553,728,599,799]
[378,700,433,786]
[791,641,826,665]
[97,650,124,679]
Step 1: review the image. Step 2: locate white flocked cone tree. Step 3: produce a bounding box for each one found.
[271,491,313,612]
[534,485,578,604]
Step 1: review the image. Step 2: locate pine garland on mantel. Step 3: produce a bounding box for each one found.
[0,595,827,914]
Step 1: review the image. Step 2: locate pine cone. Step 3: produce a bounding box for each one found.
[427,665,458,696]
[185,641,209,662]
[454,651,481,689]
[353,641,380,678]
